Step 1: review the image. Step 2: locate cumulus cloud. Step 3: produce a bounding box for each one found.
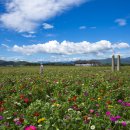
[113,42,130,49]
[43,23,54,29]
[11,40,130,55]
[115,19,127,26]
[79,26,86,29]
[0,0,87,32]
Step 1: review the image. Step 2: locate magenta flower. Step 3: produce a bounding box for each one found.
[15,121,21,125]
[117,100,123,103]
[115,115,121,119]
[24,125,37,130]
[95,112,100,117]
[110,116,117,122]
[121,102,130,107]
[106,111,111,116]
[0,116,3,120]
[122,121,127,126]
[126,102,130,107]
[110,115,121,122]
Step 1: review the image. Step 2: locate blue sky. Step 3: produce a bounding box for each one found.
[0,0,130,62]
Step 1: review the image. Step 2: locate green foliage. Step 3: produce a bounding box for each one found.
[0,66,130,130]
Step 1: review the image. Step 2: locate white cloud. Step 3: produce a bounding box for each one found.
[22,34,36,38]
[115,19,127,26]
[1,44,9,48]
[0,0,87,32]
[79,26,86,29]
[11,40,130,55]
[113,42,130,49]
[43,23,54,29]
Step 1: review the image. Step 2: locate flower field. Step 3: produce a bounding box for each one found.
[0,66,130,130]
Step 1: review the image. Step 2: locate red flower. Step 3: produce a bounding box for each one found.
[24,98,29,103]
[0,107,5,112]
[33,112,40,117]
[19,118,24,123]
[0,101,4,106]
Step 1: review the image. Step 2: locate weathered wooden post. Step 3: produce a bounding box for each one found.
[40,64,44,74]
[117,55,120,71]
[112,55,115,72]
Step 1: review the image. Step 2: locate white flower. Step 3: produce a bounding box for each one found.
[7,117,12,120]
[68,108,73,112]
[3,111,8,114]
[38,124,42,127]
[91,125,95,130]
[14,118,19,122]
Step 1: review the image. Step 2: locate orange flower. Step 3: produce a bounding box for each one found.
[68,96,77,102]
[20,94,24,99]
[83,116,88,121]
[72,96,77,102]
[90,98,95,101]
[106,100,112,105]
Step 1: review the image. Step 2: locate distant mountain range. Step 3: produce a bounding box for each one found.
[0,57,130,66]
[96,57,130,65]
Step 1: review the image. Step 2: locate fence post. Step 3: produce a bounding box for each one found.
[117,55,120,71]
[112,55,115,72]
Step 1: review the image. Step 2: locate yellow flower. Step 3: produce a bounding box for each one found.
[98,97,101,100]
[53,103,60,107]
[38,118,46,123]
[108,105,113,108]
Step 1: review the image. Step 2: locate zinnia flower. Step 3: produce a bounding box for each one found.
[106,111,111,116]
[0,116,3,120]
[110,115,121,122]
[90,125,95,130]
[89,109,94,113]
[110,116,117,122]
[38,118,46,123]
[122,121,127,126]
[24,125,37,130]
[24,98,29,103]
[117,99,123,103]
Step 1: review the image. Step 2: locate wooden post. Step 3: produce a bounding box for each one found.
[117,55,120,71]
[112,55,115,72]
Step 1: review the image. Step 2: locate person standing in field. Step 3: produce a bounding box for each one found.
[40,64,44,74]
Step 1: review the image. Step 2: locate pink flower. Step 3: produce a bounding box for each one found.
[122,121,127,126]
[117,100,123,103]
[89,109,94,113]
[126,102,130,107]
[106,111,111,116]
[116,115,121,119]
[110,115,121,122]
[24,125,37,130]
[96,104,99,107]
[95,112,100,117]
